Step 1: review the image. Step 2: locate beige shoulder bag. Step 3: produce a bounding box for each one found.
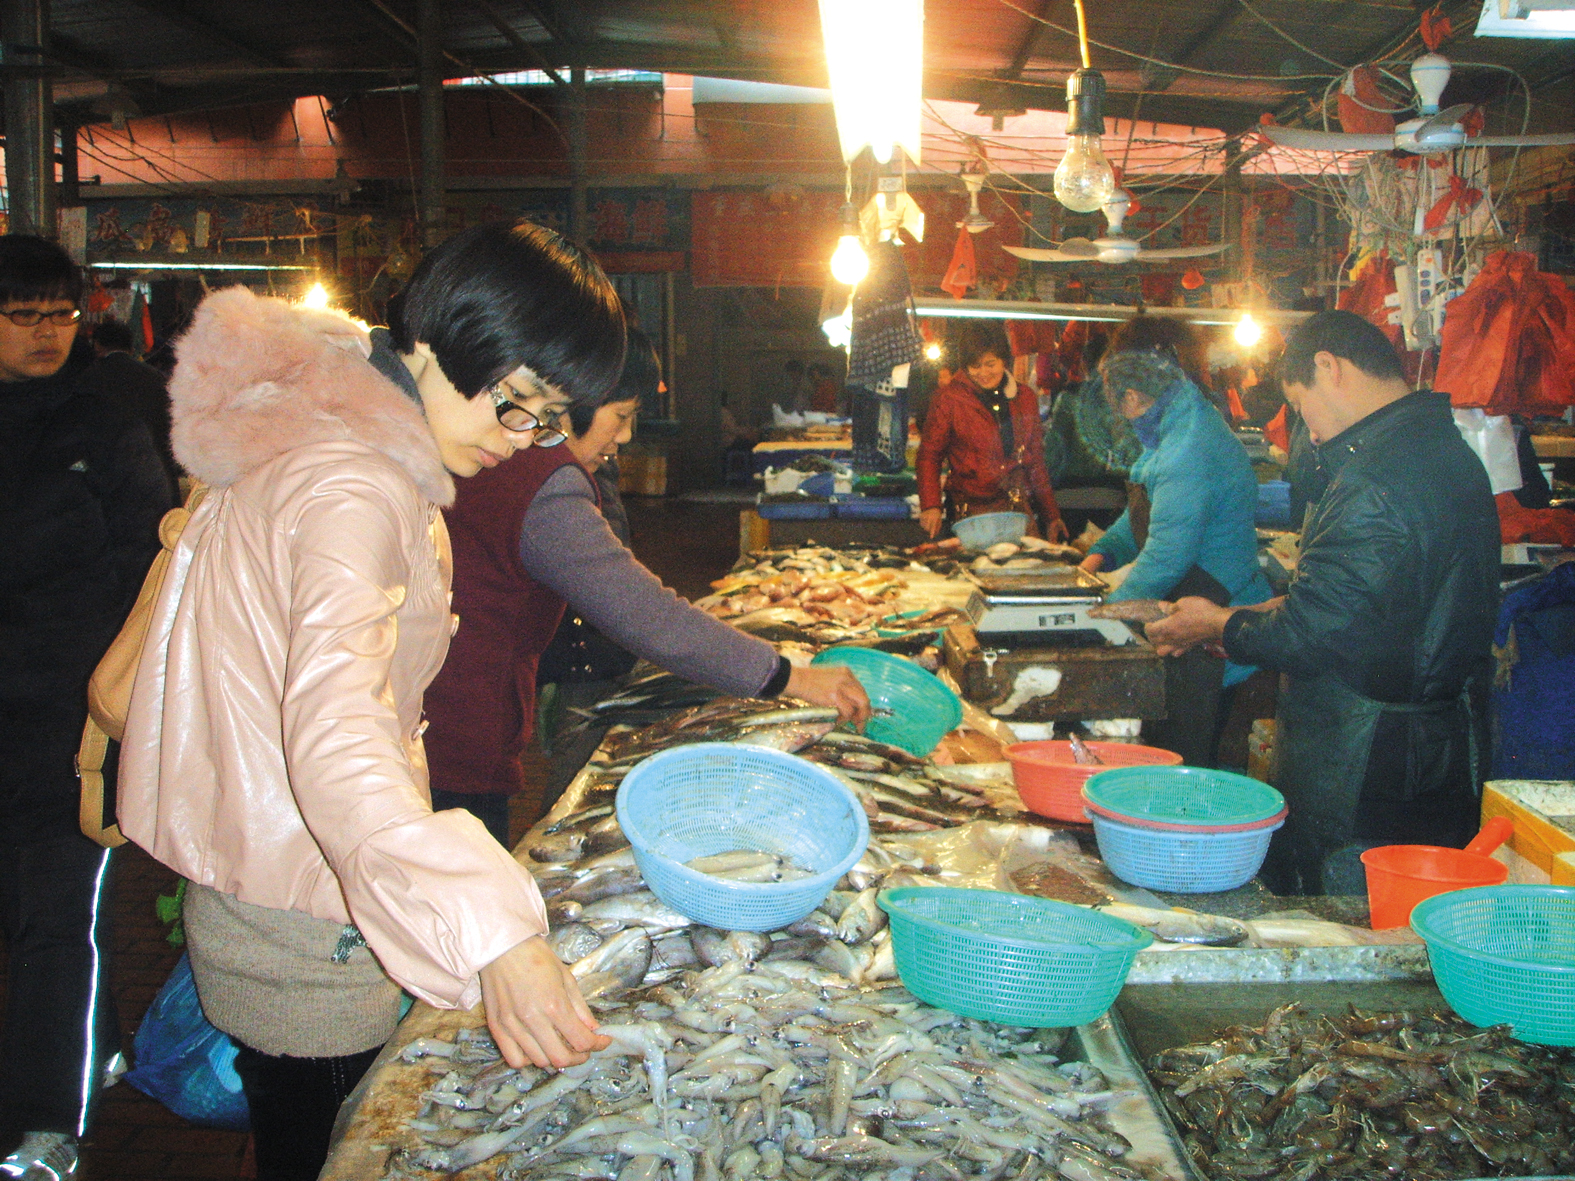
[78,480,207,848]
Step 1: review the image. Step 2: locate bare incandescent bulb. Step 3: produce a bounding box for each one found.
[830,235,869,286]
[829,202,869,286]
[1234,313,1262,348]
[1054,70,1116,214]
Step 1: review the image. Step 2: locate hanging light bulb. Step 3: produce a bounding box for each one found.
[302,281,330,310]
[1234,313,1262,348]
[924,341,943,361]
[829,203,869,287]
[1054,70,1116,214]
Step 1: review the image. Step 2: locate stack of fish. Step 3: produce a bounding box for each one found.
[692,546,962,651]
[388,967,1149,1179]
[1148,1004,1575,1180]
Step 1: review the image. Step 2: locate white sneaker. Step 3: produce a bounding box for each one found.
[0,1132,79,1180]
[100,1051,128,1090]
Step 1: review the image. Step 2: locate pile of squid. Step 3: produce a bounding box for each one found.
[388,969,1150,1179]
[1148,1003,1575,1181]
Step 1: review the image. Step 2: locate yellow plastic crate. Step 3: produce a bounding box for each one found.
[1482,781,1575,886]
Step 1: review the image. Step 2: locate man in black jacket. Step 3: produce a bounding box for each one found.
[1149,311,1499,895]
[0,237,173,1178]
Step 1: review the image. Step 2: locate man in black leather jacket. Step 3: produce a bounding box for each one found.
[1149,311,1499,895]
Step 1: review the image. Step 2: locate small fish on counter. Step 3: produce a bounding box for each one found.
[1149,1003,1575,1180]
[1086,600,1172,625]
[385,966,1151,1179]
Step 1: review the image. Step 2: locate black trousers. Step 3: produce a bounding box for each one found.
[0,697,121,1146]
[429,787,511,848]
[233,1043,382,1181]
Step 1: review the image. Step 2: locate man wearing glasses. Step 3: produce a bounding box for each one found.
[0,236,173,1180]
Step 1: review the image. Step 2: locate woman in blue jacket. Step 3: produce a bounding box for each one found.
[1080,330,1272,765]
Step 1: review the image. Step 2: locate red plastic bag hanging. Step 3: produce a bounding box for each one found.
[1436,251,1575,415]
[941,226,977,299]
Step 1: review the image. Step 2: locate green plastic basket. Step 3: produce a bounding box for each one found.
[811,646,962,756]
[877,886,1152,1027]
[1410,885,1575,1046]
[1082,766,1286,830]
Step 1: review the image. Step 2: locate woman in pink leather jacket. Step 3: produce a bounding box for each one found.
[119,222,626,1181]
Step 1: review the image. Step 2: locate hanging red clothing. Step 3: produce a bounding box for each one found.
[917,373,1061,528]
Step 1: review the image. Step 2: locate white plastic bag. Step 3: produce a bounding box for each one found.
[1452,408,1522,495]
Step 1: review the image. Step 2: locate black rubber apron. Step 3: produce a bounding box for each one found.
[1265,674,1481,896]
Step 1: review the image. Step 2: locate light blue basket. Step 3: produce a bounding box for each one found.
[1091,812,1282,893]
[615,743,870,932]
[951,512,1029,551]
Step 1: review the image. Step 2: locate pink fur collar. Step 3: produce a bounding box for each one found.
[169,286,454,506]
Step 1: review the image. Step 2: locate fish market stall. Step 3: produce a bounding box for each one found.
[320,540,1524,1181]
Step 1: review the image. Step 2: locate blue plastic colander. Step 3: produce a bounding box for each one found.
[1411,885,1575,1046]
[879,887,1152,1027]
[615,743,869,932]
[810,646,961,756]
[1091,812,1283,893]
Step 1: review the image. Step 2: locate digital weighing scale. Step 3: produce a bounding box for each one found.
[963,566,1134,647]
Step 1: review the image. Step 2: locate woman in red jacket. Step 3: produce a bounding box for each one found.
[918,322,1065,540]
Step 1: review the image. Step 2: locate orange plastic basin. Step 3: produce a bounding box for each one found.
[1006,741,1181,823]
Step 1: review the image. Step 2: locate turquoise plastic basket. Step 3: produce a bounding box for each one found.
[951,512,1029,551]
[877,887,1152,1027]
[1410,885,1575,1046]
[1083,766,1286,831]
[811,646,962,756]
[615,743,870,932]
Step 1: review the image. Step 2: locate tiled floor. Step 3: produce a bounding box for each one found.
[0,494,742,1180]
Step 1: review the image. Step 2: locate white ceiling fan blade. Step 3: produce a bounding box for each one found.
[1259,125,1396,152]
[1413,103,1475,142]
[1471,132,1575,147]
[1134,243,1231,261]
[1003,245,1079,262]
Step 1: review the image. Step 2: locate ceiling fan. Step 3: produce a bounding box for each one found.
[1003,189,1230,265]
[1260,53,1575,154]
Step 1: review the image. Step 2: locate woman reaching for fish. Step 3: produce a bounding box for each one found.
[420,327,871,843]
[118,223,628,1181]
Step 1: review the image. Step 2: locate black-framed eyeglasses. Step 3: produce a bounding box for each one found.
[489,383,567,447]
[1,307,82,327]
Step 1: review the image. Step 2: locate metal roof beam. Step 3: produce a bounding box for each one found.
[516,0,581,45]
[473,0,568,87]
[117,0,292,70]
[1002,0,1061,81]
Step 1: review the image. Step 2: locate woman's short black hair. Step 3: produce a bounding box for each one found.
[0,235,83,308]
[388,220,625,403]
[953,321,1013,370]
[569,325,658,435]
[1280,309,1404,387]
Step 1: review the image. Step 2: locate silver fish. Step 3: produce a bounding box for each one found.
[690,927,772,967]
[527,830,588,863]
[579,892,694,933]
[547,921,604,963]
[569,927,652,996]
[835,887,888,945]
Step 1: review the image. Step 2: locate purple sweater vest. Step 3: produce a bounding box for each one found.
[423,445,588,796]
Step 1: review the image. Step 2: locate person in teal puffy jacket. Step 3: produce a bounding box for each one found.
[1079,340,1272,765]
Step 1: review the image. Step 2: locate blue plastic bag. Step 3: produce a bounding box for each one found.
[124,952,249,1130]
